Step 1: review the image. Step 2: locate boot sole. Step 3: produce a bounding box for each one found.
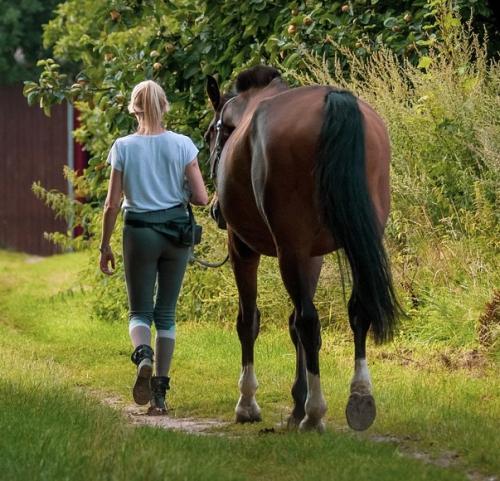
[133,360,153,405]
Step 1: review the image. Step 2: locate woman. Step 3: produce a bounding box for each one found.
[99,80,208,414]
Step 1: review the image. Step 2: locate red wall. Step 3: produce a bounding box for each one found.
[0,84,68,255]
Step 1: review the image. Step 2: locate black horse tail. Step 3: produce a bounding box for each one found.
[316,89,400,343]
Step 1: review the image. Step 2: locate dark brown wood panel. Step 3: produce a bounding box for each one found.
[0,84,67,256]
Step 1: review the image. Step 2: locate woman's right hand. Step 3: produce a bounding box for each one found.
[99,246,116,275]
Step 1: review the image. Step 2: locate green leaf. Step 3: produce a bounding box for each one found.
[284,52,301,67]
[27,91,39,106]
[183,64,199,80]
[417,56,432,69]
[43,102,52,117]
[383,17,397,28]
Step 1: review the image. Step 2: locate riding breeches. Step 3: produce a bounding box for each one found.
[122,224,190,332]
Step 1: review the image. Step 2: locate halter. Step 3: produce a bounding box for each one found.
[208,96,238,180]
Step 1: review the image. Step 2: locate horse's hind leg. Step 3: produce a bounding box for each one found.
[229,230,262,423]
[287,310,306,428]
[346,294,376,431]
[279,253,327,433]
[287,256,323,429]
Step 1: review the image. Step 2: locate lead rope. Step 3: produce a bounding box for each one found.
[189,250,229,268]
[188,202,229,268]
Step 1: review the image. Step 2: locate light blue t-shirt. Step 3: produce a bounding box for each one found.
[107,131,199,212]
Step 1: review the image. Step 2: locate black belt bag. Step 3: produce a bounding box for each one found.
[124,204,202,247]
[183,204,202,246]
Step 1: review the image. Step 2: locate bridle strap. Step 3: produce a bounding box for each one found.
[208,96,238,179]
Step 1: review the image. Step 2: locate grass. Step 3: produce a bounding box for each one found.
[1,379,466,481]
[0,250,498,481]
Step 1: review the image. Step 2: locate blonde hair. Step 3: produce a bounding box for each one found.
[128,80,169,134]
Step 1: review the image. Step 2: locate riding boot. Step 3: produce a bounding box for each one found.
[148,376,170,415]
[130,344,154,405]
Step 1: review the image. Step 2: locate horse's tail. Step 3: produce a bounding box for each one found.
[315,89,400,343]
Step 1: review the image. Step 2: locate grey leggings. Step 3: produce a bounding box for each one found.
[123,224,190,332]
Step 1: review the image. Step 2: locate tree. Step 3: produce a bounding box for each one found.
[0,0,63,84]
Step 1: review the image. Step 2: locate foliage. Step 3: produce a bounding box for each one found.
[24,0,495,170]
[0,0,63,84]
[24,2,499,331]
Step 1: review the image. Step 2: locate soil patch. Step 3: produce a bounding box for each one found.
[101,395,229,435]
[124,405,229,434]
[366,432,497,481]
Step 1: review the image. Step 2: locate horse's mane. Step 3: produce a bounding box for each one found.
[235,65,282,93]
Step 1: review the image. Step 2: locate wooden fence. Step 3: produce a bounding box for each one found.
[0,84,68,256]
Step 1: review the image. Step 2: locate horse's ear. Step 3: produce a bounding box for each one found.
[206,75,221,110]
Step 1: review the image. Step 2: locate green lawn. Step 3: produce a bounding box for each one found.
[0,250,498,481]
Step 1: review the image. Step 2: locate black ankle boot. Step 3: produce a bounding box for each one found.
[130,344,154,405]
[148,376,170,414]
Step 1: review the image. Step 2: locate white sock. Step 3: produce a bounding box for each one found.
[129,319,151,348]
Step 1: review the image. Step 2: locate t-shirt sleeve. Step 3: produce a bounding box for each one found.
[107,141,123,172]
[181,136,199,167]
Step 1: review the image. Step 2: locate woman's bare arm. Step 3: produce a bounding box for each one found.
[99,168,122,275]
[185,157,209,205]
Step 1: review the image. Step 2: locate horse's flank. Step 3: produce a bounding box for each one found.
[217,83,391,258]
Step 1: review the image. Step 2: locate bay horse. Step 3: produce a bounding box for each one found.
[205,66,400,432]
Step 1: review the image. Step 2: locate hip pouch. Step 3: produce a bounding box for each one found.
[124,205,202,247]
[178,205,202,246]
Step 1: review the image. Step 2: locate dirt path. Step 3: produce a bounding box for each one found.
[125,406,230,433]
[100,394,497,481]
[102,395,230,435]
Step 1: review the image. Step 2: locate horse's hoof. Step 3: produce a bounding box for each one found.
[299,416,326,433]
[235,411,262,423]
[346,392,376,431]
[286,414,302,430]
[147,406,168,416]
[235,398,261,423]
[235,404,262,423]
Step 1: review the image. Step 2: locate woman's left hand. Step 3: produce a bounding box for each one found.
[99,246,116,275]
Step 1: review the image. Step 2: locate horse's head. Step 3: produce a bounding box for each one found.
[205,66,284,179]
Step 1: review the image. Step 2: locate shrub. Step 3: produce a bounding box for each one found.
[24,2,499,350]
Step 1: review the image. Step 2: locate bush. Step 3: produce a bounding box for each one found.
[25,2,499,350]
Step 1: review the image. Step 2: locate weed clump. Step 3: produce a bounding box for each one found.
[477,289,500,350]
